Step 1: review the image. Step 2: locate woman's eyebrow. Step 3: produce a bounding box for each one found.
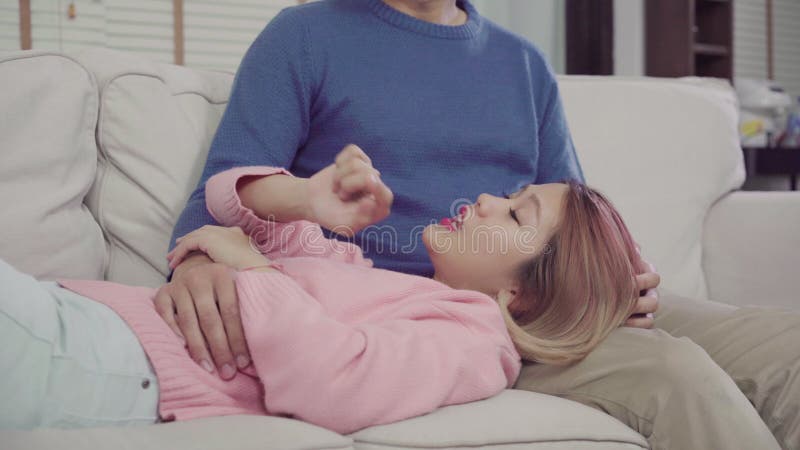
[526,191,542,223]
[510,183,535,199]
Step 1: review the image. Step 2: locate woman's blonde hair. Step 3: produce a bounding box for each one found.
[497,182,646,365]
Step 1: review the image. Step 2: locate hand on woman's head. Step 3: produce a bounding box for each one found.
[490,183,647,365]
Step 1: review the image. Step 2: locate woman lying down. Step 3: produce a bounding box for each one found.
[0,147,645,433]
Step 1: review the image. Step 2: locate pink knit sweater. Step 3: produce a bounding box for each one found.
[57,166,521,434]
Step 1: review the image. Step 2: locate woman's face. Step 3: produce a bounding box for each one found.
[425,183,569,296]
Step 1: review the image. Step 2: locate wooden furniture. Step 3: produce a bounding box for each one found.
[646,0,733,80]
[743,146,800,191]
[566,0,614,75]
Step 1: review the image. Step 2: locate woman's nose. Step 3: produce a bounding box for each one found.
[475,193,501,216]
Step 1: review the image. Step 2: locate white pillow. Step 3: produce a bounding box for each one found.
[0,51,106,281]
[558,76,745,300]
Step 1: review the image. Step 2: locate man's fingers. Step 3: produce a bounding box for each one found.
[632,294,659,315]
[190,279,237,380]
[624,314,655,329]
[172,284,215,373]
[214,271,250,369]
[635,271,660,292]
[153,286,184,340]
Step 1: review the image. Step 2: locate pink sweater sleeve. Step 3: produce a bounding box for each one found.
[234,270,521,434]
[205,166,372,266]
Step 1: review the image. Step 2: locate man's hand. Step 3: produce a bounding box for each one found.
[306,144,393,236]
[154,252,250,380]
[625,258,660,329]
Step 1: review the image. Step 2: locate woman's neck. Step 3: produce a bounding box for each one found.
[381,0,467,26]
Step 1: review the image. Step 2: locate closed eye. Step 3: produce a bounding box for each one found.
[503,194,520,223]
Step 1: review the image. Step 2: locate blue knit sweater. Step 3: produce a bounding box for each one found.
[169,0,584,277]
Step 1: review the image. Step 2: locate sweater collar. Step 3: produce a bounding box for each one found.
[367,0,482,40]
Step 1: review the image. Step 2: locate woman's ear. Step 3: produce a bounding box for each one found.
[495,288,517,307]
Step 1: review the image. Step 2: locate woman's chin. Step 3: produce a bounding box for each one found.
[423,223,454,256]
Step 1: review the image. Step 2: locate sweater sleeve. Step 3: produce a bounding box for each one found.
[167,9,314,256]
[535,72,585,184]
[234,270,521,435]
[205,166,372,267]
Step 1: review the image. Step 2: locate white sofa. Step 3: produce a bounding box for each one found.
[0,47,797,450]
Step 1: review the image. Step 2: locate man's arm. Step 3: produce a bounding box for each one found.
[535,80,585,184]
[158,8,315,379]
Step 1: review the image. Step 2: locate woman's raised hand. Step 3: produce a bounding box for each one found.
[306,144,393,236]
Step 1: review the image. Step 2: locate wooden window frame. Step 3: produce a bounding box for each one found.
[19,0,31,50]
[173,0,184,65]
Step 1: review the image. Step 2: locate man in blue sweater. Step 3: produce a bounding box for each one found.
[154,1,794,448]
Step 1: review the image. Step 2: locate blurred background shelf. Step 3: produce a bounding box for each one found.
[646,0,733,80]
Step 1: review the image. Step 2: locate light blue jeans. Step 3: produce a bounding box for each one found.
[0,258,159,429]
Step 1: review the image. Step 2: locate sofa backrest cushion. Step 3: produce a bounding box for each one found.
[558,76,745,299]
[72,48,234,288]
[0,51,106,281]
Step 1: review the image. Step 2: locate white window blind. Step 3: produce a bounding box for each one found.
[183,0,294,73]
[734,0,800,101]
[28,0,105,52]
[0,2,20,51]
[18,0,172,63]
[774,0,800,101]
[734,0,768,80]
[105,0,173,64]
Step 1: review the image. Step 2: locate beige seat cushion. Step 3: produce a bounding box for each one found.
[350,390,647,449]
[0,415,354,450]
[0,51,106,281]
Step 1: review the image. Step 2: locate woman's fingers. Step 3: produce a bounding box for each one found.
[335,144,371,168]
[338,170,378,200]
[363,174,393,221]
[168,236,202,269]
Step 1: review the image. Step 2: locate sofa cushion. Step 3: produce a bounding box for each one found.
[558,76,745,300]
[73,48,234,288]
[0,415,354,450]
[0,51,106,281]
[350,390,647,449]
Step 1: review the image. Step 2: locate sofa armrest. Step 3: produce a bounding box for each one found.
[703,191,800,309]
